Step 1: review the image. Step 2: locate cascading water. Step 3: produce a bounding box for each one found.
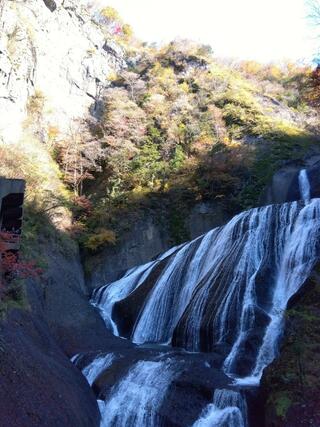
[92,245,181,336]
[192,389,247,427]
[95,200,320,378]
[72,353,115,386]
[88,170,319,426]
[299,169,311,204]
[99,359,179,427]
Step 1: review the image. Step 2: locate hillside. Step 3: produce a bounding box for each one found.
[81,41,319,248]
[1,2,319,262]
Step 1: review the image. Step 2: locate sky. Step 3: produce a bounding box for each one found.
[99,0,318,64]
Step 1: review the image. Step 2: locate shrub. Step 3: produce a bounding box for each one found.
[122,24,133,39]
[100,7,120,22]
[83,228,116,251]
[26,90,45,117]
[0,231,42,298]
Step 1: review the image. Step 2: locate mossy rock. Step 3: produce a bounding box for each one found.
[262,265,320,426]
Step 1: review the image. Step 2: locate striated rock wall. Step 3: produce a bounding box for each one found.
[0,0,125,144]
[86,201,230,289]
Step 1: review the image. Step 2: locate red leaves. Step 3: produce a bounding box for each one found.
[1,251,42,280]
[73,195,93,217]
[0,231,42,293]
[113,24,122,35]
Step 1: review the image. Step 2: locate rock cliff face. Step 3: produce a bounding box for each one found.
[33,241,114,356]
[86,201,230,289]
[0,181,115,426]
[0,309,101,427]
[0,0,125,144]
[260,155,320,206]
[86,154,320,290]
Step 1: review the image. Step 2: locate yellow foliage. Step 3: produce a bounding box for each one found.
[153,63,175,79]
[149,64,178,99]
[240,60,263,76]
[265,65,283,81]
[226,140,241,148]
[107,71,119,82]
[87,47,97,56]
[122,24,133,39]
[47,125,59,143]
[192,135,214,154]
[179,82,189,93]
[26,90,45,116]
[273,121,307,138]
[84,228,116,251]
[100,6,120,22]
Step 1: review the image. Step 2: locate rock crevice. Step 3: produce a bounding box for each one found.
[0,0,125,144]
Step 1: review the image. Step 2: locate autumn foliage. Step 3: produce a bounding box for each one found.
[305,65,320,109]
[0,231,42,296]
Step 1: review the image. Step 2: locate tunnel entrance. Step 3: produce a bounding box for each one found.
[0,178,25,252]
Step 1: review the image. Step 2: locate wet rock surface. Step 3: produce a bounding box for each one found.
[0,239,115,426]
[84,344,232,427]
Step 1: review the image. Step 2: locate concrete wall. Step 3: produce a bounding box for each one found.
[0,177,25,249]
[0,177,25,201]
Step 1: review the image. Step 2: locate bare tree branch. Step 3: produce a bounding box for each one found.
[307,0,320,26]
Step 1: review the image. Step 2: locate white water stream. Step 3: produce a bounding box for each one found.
[89,170,319,426]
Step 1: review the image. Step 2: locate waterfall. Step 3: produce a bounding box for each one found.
[92,245,181,336]
[92,262,156,335]
[299,169,311,204]
[131,236,203,344]
[94,199,320,382]
[90,188,320,426]
[192,389,247,427]
[72,353,115,386]
[82,354,115,386]
[99,359,178,427]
